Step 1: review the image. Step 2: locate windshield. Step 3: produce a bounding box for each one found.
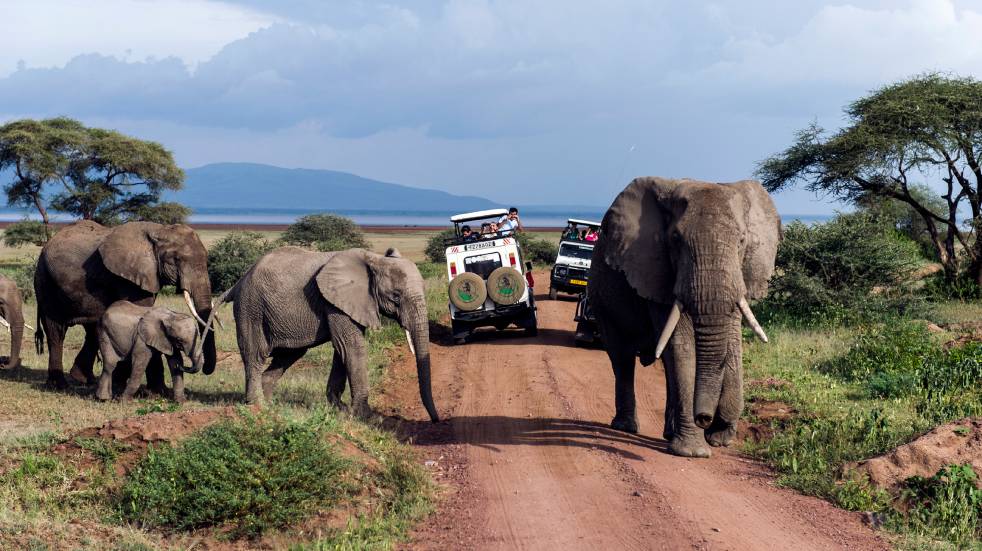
[559,242,594,260]
[464,252,502,279]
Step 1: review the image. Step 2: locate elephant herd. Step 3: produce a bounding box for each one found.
[0,177,779,459]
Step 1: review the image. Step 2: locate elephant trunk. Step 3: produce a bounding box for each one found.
[181,269,216,375]
[403,299,439,423]
[692,312,734,429]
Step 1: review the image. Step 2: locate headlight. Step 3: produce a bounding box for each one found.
[555,266,568,276]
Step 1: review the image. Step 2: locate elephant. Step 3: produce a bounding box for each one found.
[34,221,216,390]
[204,246,439,422]
[0,275,27,370]
[589,177,780,458]
[96,301,205,403]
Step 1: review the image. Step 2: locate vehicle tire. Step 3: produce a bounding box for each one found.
[486,266,526,305]
[448,273,487,311]
[548,287,558,300]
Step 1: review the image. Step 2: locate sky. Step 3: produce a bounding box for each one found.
[2,0,982,214]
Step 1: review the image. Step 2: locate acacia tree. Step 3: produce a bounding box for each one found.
[0,118,188,238]
[758,74,982,284]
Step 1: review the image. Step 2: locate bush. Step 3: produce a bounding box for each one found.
[281,214,368,250]
[207,232,276,293]
[758,212,925,325]
[118,412,350,538]
[896,464,982,546]
[0,258,38,302]
[515,233,558,265]
[424,230,456,263]
[2,221,49,247]
[129,202,191,225]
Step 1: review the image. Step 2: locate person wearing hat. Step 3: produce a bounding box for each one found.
[461,224,478,242]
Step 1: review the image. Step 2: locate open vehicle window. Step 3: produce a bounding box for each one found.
[559,242,594,260]
[465,252,502,279]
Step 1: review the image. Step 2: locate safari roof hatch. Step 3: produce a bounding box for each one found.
[450,209,509,224]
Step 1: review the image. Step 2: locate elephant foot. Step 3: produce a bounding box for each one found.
[669,435,711,458]
[705,421,737,448]
[0,358,20,370]
[69,366,95,385]
[95,391,111,402]
[610,414,639,434]
[46,372,68,389]
[662,427,674,441]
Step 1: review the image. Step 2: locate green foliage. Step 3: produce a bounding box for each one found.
[128,201,191,225]
[515,233,558,265]
[424,229,456,263]
[281,214,368,251]
[207,232,276,293]
[855,185,946,260]
[896,464,982,546]
[0,257,37,302]
[758,212,925,325]
[0,118,186,226]
[1,220,49,247]
[118,412,350,538]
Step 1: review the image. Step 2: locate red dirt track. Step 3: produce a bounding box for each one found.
[381,273,888,550]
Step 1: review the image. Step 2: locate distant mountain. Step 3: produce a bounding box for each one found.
[167,163,501,212]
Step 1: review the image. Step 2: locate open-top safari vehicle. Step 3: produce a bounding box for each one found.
[445,209,537,343]
[549,218,601,300]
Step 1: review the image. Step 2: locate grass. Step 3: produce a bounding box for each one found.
[0,227,447,549]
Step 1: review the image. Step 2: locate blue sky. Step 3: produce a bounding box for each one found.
[2,0,981,213]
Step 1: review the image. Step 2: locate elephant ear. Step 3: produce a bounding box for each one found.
[97,222,161,293]
[137,312,173,356]
[315,250,381,330]
[599,176,678,303]
[732,180,782,300]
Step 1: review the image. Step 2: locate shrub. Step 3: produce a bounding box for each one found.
[0,258,38,302]
[207,232,276,293]
[515,233,558,265]
[896,464,982,546]
[758,212,925,325]
[118,412,350,538]
[2,221,49,247]
[129,202,191,225]
[424,230,456,263]
[281,214,368,250]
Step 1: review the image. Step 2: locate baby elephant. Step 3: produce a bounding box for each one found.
[96,301,205,403]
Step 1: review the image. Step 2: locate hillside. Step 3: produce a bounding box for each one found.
[168,163,500,211]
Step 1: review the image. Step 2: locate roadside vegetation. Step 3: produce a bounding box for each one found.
[750,73,982,549]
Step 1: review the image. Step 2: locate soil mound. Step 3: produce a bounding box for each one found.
[848,418,982,490]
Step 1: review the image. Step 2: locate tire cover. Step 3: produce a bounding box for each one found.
[487,266,526,305]
[449,272,487,311]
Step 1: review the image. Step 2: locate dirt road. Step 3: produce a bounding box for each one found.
[380,276,887,550]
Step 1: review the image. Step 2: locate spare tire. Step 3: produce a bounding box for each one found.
[449,272,487,311]
[487,266,527,305]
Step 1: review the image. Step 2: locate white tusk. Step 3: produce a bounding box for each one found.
[405,330,416,356]
[24,323,34,331]
[215,313,226,330]
[738,297,769,343]
[654,301,683,359]
[183,290,208,326]
[0,317,9,331]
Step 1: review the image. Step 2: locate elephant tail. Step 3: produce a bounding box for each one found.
[34,310,44,355]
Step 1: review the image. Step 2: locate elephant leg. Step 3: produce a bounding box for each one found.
[665,315,710,458]
[145,353,167,396]
[69,324,99,385]
[706,342,743,448]
[262,348,306,401]
[95,337,118,401]
[602,326,639,434]
[166,355,186,403]
[236,316,270,406]
[326,349,348,411]
[328,312,371,419]
[43,318,68,388]
[121,343,151,401]
[662,354,677,441]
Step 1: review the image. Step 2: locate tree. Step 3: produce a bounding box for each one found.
[2,220,49,248]
[0,118,186,235]
[208,232,277,293]
[758,74,982,284]
[854,184,947,259]
[281,214,369,250]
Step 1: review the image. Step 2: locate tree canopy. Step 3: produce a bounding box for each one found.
[758,73,982,284]
[0,118,188,235]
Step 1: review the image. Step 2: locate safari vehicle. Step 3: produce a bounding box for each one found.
[445,209,537,343]
[548,218,601,300]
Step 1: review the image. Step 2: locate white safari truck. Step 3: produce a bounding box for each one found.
[445,209,537,343]
[548,218,601,300]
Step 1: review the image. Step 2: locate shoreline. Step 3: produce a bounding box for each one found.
[0,221,564,233]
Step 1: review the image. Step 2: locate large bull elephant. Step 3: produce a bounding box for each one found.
[35,221,216,388]
[204,246,439,422]
[589,177,780,458]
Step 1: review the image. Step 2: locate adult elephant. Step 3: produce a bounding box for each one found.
[35,221,216,388]
[204,246,439,422]
[589,177,780,458]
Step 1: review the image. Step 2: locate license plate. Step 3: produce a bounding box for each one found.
[570,279,587,286]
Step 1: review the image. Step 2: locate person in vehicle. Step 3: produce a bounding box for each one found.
[461,225,478,242]
[497,207,523,234]
[584,227,599,242]
[480,222,498,236]
[563,222,579,240]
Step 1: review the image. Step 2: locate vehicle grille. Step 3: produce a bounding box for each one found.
[566,267,589,280]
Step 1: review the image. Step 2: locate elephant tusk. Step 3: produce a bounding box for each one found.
[215,313,226,330]
[405,330,416,357]
[738,297,769,343]
[654,300,683,359]
[183,290,208,326]
[24,323,34,331]
[0,317,9,331]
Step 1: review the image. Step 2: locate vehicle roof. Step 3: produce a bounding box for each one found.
[567,218,602,227]
[451,208,509,223]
